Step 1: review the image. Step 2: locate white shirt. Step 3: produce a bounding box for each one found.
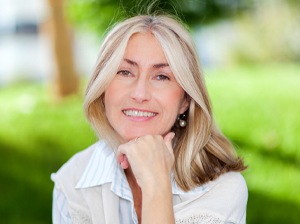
[52,141,248,224]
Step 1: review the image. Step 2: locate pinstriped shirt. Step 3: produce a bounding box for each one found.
[52,141,247,224]
[52,141,139,223]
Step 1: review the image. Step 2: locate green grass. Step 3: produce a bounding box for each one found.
[0,63,299,223]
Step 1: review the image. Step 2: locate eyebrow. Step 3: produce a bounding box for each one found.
[124,58,138,67]
[124,58,169,69]
[153,63,169,69]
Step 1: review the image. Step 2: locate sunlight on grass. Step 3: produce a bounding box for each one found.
[206,64,300,160]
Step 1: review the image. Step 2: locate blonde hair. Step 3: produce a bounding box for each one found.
[84,14,246,191]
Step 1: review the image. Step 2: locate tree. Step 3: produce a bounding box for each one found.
[47,0,79,98]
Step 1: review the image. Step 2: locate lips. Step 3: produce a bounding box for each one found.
[122,109,157,117]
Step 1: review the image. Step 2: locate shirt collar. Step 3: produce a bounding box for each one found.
[76,141,118,189]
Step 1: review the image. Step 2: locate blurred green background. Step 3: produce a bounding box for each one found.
[0,0,299,223]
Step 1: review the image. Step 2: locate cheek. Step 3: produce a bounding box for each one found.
[104,82,120,108]
[169,89,186,109]
[160,89,186,117]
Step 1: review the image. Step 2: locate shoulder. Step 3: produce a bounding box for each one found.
[205,172,248,223]
[51,141,104,191]
[51,141,112,223]
[174,172,248,224]
[213,171,247,192]
[210,172,248,201]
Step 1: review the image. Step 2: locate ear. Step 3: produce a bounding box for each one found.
[179,94,190,114]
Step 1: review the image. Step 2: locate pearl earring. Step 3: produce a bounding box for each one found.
[178,113,187,128]
[179,119,187,127]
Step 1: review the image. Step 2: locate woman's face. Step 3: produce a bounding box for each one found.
[104,32,189,142]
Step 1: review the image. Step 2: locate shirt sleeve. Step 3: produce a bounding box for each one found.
[52,187,73,224]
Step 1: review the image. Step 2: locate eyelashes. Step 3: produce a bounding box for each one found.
[155,74,170,81]
[117,70,132,77]
[116,70,170,82]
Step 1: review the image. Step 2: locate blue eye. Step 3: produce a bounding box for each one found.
[117,70,131,77]
[156,74,170,81]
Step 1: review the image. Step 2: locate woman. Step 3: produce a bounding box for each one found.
[52,14,248,224]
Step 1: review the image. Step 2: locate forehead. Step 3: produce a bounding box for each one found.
[123,32,168,64]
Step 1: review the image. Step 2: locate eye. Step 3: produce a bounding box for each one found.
[155,74,170,81]
[117,70,132,77]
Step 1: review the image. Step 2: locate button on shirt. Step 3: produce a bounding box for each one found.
[52,141,248,224]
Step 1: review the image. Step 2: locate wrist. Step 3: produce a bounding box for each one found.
[141,177,175,224]
[141,176,172,200]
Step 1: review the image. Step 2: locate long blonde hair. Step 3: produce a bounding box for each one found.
[84,14,246,191]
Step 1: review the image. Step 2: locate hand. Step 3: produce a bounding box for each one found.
[117,132,175,189]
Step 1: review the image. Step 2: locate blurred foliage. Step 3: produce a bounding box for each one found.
[0,64,299,223]
[65,0,253,33]
[206,63,300,222]
[65,0,300,63]
[0,83,96,223]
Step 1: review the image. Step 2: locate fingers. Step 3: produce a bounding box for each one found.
[121,155,129,169]
[117,133,175,170]
[117,148,130,169]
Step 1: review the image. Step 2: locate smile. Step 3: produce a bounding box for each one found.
[122,110,157,117]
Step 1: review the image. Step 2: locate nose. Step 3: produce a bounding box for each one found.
[130,77,151,103]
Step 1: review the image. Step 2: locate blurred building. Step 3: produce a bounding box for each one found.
[0,0,49,85]
[0,0,98,87]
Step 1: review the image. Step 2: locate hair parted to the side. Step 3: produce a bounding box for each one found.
[84,14,246,191]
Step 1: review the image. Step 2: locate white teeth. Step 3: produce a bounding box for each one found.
[123,110,156,117]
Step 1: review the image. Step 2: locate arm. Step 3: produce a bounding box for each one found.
[141,173,174,224]
[117,133,175,224]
